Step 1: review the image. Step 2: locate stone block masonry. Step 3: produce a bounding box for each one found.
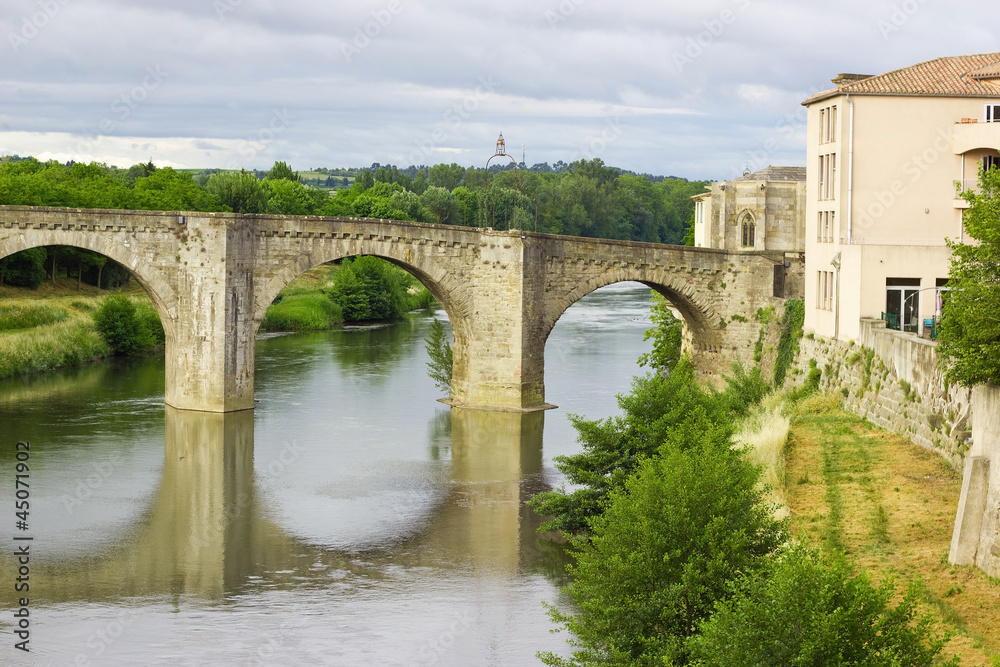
[793,317,1000,576]
[1,205,801,413]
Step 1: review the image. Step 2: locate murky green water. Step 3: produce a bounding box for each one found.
[0,282,653,666]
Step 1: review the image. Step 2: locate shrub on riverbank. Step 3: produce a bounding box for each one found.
[0,318,109,379]
[93,293,165,355]
[539,428,787,666]
[329,256,434,323]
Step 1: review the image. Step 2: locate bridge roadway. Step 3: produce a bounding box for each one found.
[0,206,803,413]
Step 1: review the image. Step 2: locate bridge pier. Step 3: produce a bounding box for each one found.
[163,216,257,413]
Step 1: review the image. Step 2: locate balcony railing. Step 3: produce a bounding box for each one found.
[955,179,982,195]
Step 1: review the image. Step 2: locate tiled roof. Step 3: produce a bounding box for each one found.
[803,53,1000,105]
[739,165,806,182]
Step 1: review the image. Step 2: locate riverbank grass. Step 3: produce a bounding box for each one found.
[785,393,1000,665]
[0,282,148,379]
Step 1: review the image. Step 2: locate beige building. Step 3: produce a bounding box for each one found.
[692,165,807,253]
[802,53,1000,340]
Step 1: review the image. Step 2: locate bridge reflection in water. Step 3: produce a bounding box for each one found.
[4,407,554,603]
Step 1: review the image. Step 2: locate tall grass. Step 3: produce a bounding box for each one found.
[0,318,110,379]
[0,302,68,331]
[735,393,791,518]
[260,293,343,331]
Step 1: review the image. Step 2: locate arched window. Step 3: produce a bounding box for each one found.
[740,213,756,248]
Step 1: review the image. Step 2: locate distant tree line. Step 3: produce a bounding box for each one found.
[0,156,708,289]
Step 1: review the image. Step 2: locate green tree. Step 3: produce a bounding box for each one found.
[689,545,959,667]
[539,429,786,666]
[428,162,466,190]
[420,186,461,225]
[265,160,300,182]
[528,359,732,535]
[205,170,268,214]
[130,167,228,212]
[0,248,46,288]
[937,164,1000,386]
[637,292,683,374]
[329,256,409,322]
[424,317,453,394]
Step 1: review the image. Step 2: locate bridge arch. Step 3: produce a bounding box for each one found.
[541,268,724,355]
[0,232,180,346]
[252,239,475,375]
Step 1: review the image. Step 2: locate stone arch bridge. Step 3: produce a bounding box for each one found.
[0,206,803,412]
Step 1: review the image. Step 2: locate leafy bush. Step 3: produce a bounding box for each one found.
[529,357,766,536]
[329,256,410,322]
[689,545,959,667]
[539,431,787,666]
[93,293,163,355]
[637,292,683,374]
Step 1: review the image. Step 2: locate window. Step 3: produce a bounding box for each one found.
[819,105,838,143]
[818,154,837,200]
[816,211,835,243]
[885,278,920,333]
[987,103,1000,123]
[741,213,756,248]
[816,271,834,310]
[984,155,1000,171]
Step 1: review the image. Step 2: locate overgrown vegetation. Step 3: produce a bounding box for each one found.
[937,164,1000,387]
[773,298,805,387]
[636,292,682,374]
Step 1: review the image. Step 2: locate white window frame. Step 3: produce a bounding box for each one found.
[987,103,1000,123]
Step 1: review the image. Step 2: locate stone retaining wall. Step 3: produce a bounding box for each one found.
[793,318,1000,576]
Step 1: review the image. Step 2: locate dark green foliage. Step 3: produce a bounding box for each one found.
[937,165,1000,386]
[424,317,453,395]
[0,247,47,287]
[329,256,409,322]
[93,293,163,355]
[528,357,760,536]
[205,170,268,213]
[265,160,300,182]
[637,292,682,374]
[689,545,959,667]
[773,298,805,387]
[538,431,787,666]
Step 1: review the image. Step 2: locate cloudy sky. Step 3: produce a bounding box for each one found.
[0,0,996,180]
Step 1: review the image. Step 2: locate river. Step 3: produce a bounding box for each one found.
[0,281,654,666]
